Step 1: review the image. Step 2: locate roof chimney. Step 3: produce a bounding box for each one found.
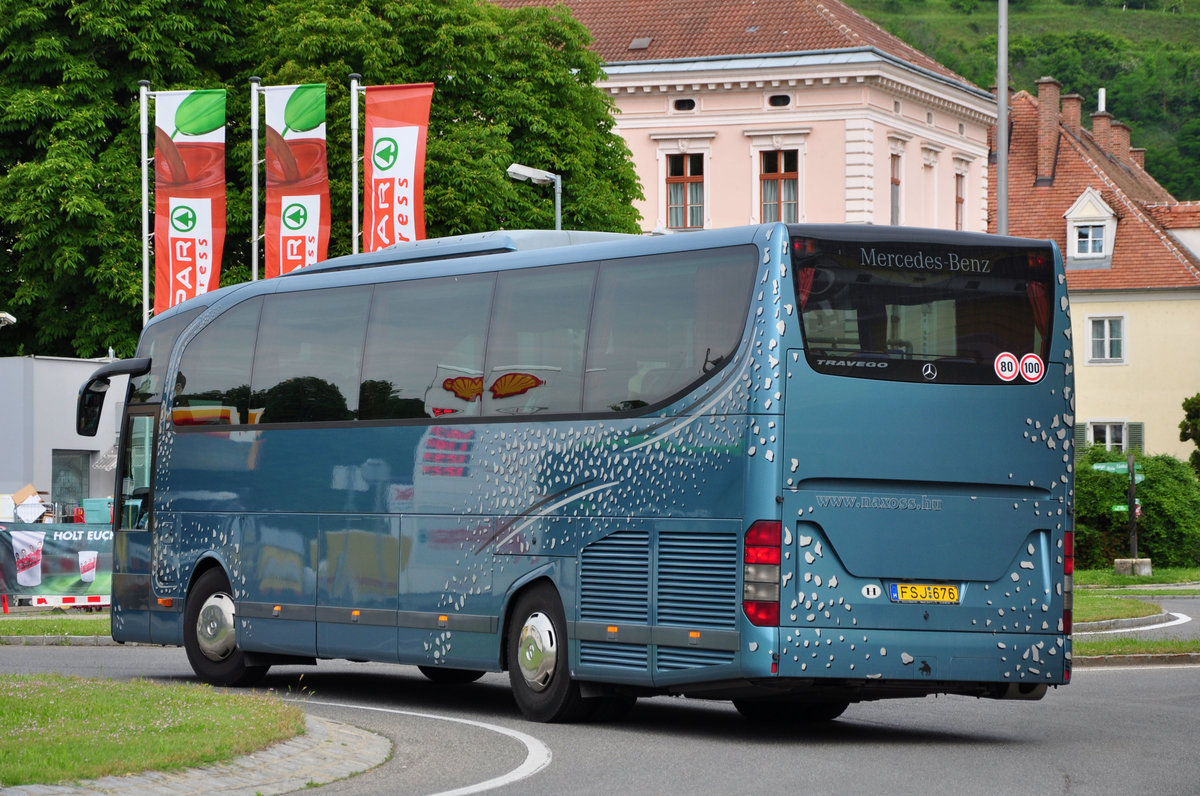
[1062,94,1082,132]
[1035,77,1061,184]
[1091,111,1113,154]
[1130,147,1146,169]
[1111,121,1132,163]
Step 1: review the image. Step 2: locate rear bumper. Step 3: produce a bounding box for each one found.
[774,626,1069,686]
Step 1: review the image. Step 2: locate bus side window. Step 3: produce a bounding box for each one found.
[583,247,756,412]
[250,287,371,423]
[174,298,262,426]
[360,274,494,420]
[484,265,596,416]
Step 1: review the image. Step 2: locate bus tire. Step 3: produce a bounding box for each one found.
[184,568,268,687]
[506,583,591,723]
[417,666,485,685]
[732,698,849,723]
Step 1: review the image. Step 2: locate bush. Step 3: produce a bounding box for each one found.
[1074,446,1200,567]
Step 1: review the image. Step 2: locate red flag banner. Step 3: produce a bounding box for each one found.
[363,83,434,251]
[264,84,330,277]
[154,89,226,314]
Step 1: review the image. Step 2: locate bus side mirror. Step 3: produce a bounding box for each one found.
[77,377,110,436]
[76,357,153,437]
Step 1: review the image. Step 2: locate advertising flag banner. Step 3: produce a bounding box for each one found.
[363,83,434,251]
[264,84,330,277]
[154,89,226,314]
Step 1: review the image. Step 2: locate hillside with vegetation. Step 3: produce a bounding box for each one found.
[845,0,1200,199]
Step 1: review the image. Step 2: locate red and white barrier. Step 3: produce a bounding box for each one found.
[30,594,110,607]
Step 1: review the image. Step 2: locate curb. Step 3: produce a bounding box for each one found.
[0,635,127,646]
[1074,652,1200,667]
[0,713,391,796]
[1073,612,1174,633]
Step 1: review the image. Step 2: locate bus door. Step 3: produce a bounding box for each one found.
[111,406,158,644]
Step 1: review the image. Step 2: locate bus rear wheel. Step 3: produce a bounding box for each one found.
[184,568,268,687]
[506,583,590,722]
[418,666,485,685]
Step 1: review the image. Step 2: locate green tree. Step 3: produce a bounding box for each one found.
[0,0,249,358]
[1074,445,1200,568]
[1181,393,1200,477]
[246,0,641,244]
[1,0,642,358]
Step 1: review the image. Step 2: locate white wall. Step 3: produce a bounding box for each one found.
[0,357,126,501]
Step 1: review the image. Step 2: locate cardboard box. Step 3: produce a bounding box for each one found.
[12,484,39,506]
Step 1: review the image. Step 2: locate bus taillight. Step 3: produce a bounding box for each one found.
[1063,529,1074,634]
[743,520,781,627]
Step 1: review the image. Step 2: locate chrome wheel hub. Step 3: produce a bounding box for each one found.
[516,611,557,692]
[196,592,236,662]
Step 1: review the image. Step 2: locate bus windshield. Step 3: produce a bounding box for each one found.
[791,233,1055,384]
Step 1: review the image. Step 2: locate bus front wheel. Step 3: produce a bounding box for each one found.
[506,584,590,722]
[184,568,268,687]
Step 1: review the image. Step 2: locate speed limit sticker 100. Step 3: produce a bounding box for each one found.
[994,352,1044,383]
[1019,353,1045,383]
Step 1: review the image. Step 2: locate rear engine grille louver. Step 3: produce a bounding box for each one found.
[657,532,739,629]
[579,530,650,622]
[579,529,739,673]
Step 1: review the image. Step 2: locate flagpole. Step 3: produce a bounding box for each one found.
[139,80,151,327]
[250,77,261,280]
[350,73,362,255]
[996,0,1009,235]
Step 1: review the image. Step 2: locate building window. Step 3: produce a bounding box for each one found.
[761,150,799,223]
[1064,188,1117,269]
[1092,422,1124,451]
[1076,224,1105,255]
[1088,421,1144,452]
[1088,316,1125,363]
[955,173,966,231]
[667,153,704,229]
[890,153,902,225]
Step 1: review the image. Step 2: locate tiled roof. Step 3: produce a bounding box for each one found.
[996,90,1200,291]
[492,0,969,84]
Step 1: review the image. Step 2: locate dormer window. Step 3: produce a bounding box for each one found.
[1064,187,1117,269]
[1075,224,1104,255]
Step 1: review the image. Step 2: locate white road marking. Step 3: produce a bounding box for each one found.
[1074,612,1192,635]
[291,698,552,795]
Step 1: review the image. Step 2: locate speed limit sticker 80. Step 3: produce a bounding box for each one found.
[994,352,1044,383]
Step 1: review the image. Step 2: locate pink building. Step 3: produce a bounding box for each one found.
[496,0,995,233]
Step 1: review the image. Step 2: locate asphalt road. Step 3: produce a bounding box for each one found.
[2,644,1199,796]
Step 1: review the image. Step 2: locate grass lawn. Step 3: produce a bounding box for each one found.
[0,674,304,788]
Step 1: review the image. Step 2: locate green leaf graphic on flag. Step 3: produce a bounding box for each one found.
[283,84,326,136]
[173,90,226,138]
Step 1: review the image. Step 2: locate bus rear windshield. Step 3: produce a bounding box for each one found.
[791,234,1055,384]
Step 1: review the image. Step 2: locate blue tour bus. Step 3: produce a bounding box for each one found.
[78,223,1074,722]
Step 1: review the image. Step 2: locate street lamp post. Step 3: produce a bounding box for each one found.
[507,162,562,231]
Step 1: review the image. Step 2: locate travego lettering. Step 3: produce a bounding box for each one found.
[815,359,889,368]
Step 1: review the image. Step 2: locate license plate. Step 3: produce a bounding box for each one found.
[889,583,960,604]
